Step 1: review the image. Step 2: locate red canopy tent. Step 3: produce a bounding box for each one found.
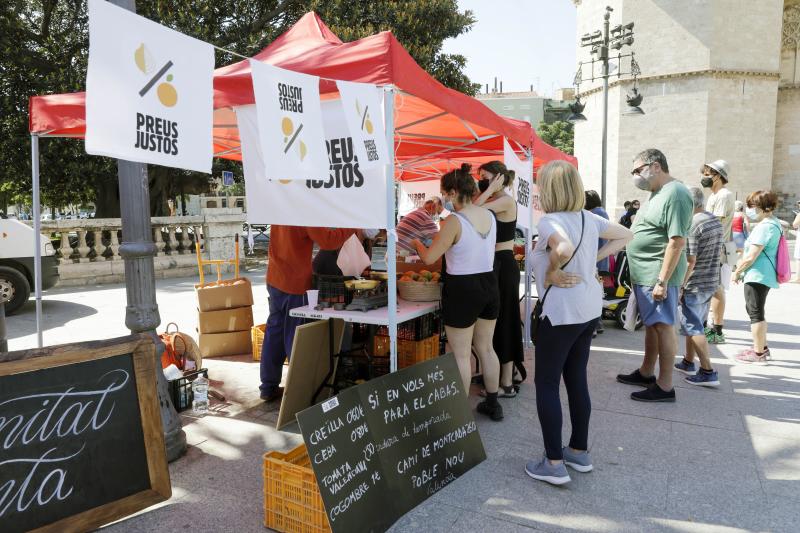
[29,12,577,178]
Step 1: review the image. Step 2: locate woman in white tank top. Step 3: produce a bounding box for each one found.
[413,164,504,422]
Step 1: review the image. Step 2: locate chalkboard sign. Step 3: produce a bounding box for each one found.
[0,335,170,532]
[296,353,486,533]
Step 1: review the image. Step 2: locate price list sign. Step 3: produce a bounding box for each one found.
[296,354,486,533]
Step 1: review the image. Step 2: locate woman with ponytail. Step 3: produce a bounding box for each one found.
[474,160,526,397]
[413,164,504,421]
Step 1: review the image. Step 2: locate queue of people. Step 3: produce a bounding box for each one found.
[256,147,793,489]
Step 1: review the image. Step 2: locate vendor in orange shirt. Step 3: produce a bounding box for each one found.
[260,225,361,401]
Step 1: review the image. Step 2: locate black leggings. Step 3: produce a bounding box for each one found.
[534,317,598,460]
[744,282,770,323]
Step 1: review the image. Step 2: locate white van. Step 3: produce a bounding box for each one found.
[0,219,59,314]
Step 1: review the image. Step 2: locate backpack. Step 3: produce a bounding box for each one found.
[764,223,791,284]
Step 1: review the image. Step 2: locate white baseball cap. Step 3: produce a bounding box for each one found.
[705,160,729,182]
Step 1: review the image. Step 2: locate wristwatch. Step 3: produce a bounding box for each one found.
[655,278,665,287]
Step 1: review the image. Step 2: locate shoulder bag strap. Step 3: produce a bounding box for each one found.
[540,212,586,305]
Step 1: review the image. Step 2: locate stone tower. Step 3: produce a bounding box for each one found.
[572,0,786,216]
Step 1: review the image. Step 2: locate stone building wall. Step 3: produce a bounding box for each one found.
[573,0,784,217]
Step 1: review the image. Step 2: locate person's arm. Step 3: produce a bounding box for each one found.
[654,236,686,299]
[792,213,800,230]
[306,227,359,250]
[597,221,633,261]
[683,255,697,289]
[413,216,458,265]
[732,243,763,282]
[543,226,581,289]
[474,175,505,207]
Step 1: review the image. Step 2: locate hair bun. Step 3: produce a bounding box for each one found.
[460,163,472,173]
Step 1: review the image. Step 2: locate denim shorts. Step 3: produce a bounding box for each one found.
[633,284,679,327]
[732,232,746,250]
[679,290,714,337]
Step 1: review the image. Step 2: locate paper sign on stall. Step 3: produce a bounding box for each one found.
[503,138,534,231]
[336,81,390,170]
[398,181,443,217]
[85,0,213,173]
[249,60,328,181]
[237,99,387,229]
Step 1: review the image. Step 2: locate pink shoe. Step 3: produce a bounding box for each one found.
[736,347,771,364]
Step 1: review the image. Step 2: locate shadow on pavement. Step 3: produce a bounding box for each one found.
[6,298,98,340]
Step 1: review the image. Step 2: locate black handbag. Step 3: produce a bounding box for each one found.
[530,212,585,344]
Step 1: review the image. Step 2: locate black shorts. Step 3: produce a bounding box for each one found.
[441,271,500,328]
[744,282,770,324]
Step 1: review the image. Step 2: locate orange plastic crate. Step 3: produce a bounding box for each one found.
[252,324,265,361]
[373,334,440,368]
[263,444,331,533]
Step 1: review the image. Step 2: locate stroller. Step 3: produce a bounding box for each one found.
[599,250,643,330]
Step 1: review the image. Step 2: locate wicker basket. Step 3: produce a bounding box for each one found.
[397,280,441,302]
[264,444,330,533]
[373,334,440,368]
[251,324,265,361]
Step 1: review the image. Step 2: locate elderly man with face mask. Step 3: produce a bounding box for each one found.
[616,148,693,402]
[396,197,443,255]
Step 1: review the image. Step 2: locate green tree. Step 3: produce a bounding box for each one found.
[537,120,574,155]
[1,0,477,216]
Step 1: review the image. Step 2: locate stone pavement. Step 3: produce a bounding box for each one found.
[6,272,800,532]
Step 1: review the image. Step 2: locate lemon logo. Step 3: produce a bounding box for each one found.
[355,100,374,134]
[281,116,308,161]
[135,43,178,107]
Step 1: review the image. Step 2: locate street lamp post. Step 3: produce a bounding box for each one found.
[569,6,643,208]
[111,0,186,462]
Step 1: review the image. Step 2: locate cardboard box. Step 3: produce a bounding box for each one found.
[195,277,254,312]
[198,330,252,358]
[198,306,254,334]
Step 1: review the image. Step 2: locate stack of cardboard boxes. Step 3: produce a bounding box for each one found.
[196,278,255,357]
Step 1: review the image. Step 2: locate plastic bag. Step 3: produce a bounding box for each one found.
[336,234,371,277]
[623,290,639,332]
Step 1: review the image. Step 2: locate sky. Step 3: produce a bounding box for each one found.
[442,0,577,97]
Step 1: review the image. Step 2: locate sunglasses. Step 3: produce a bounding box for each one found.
[631,163,651,176]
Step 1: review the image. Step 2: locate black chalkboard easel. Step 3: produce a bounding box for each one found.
[0,334,171,532]
[297,353,486,533]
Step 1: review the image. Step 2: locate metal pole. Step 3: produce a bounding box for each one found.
[384,86,398,373]
[600,7,611,208]
[0,302,7,353]
[31,135,43,348]
[110,0,186,462]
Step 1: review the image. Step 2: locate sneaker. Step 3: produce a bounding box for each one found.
[479,386,517,399]
[704,327,715,341]
[685,370,720,387]
[709,331,726,344]
[674,358,698,376]
[596,323,605,334]
[736,347,771,365]
[616,369,657,386]
[525,457,571,486]
[259,387,284,402]
[631,384,676,402]
[562,447,593,473]
[476,400,504,421]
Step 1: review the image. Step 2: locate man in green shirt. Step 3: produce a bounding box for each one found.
[617,148,693,402]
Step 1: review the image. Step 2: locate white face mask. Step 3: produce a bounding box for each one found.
[745,206,759,220]
[633,166,653,191]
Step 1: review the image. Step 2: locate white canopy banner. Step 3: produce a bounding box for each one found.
[249,60,328,181]
[85,0,213,173]
[237,99,387,228]
[336,81,391,170]
[503,138,534,231]
[398,181,442,217]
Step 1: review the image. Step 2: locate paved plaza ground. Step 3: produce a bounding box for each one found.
[6,270,800,532]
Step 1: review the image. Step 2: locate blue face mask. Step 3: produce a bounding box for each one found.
[443,198,455,212]
[745,207,759,220]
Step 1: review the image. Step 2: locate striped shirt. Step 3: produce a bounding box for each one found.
[396,207,438,253]
[685,211,723,293]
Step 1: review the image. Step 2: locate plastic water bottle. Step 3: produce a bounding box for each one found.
[192,374,209,415]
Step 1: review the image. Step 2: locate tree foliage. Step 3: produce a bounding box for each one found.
[0,0,477,216]
[537,120,574,156]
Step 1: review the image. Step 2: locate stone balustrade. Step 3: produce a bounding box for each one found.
[32,211,246,287]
